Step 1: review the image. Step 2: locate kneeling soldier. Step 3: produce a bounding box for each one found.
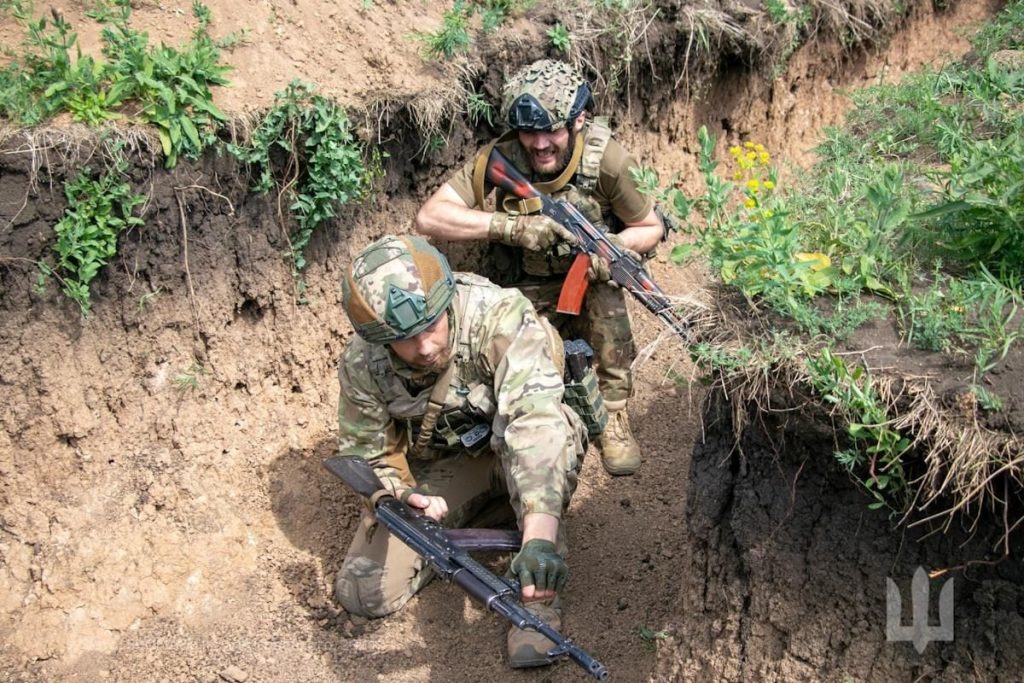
[333,234,593,669]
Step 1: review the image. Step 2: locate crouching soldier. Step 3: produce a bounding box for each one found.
[332,234,596,669]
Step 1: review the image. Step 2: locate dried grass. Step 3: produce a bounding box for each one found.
[0,122,160,192]
[561,0,660,110]
[702,324,1024,550]
[808,0,903,47]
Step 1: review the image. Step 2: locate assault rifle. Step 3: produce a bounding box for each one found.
[323,455,610,681]
[485,147,691,340]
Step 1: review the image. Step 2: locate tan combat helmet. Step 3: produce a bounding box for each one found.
[341,235,456,343]
[502,59,592,132]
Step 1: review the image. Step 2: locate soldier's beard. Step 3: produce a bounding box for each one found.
[528,134,575,177]
[414,347,451,373]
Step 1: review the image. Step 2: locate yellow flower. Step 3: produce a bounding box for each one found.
[729,146,742,157]
[746,179,760,192]
[744,141,755,149]
[761,210,774,219]
[758,152,770,165]
[744,197,757,208]
[754,143,765,152]
[795,252,831,271]
[763,180,775,190]
[733,171,743,180]
[746,151,757,161]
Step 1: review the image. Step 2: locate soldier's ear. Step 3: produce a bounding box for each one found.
[573,112,586,132]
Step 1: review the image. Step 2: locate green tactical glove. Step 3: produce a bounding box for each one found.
[508,539,568,593]
[587,232,642,284]
[489,212,577,252]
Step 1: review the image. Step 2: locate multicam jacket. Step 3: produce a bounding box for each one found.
[336,273,575,518]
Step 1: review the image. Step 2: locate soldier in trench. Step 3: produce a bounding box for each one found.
[415,58,666,477]
[333,234,598,669]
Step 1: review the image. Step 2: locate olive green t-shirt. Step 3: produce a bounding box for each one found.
[446,127,652,226]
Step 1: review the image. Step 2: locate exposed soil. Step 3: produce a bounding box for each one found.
[0,1,1016,682]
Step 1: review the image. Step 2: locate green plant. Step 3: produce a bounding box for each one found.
[635,625,669,651]
[548,23,571,53]
[137,287,161,313]
[971,384,1004,412]
[969,0,1024,57]
[465,92,494,127]
[422,132,448,157]
[899,266,1023,374]
[41,153,145,315]
[174,359,205,392]
[473,0,532,32]
[229,81,380,277]
[769,292,887,341]
[805,348,912,511]
[0,0,230,167]
[656,128,835,305]
[413,0,472,60]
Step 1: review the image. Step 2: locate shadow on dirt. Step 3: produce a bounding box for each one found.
[265,365,704,682]
[664,392,1024,681]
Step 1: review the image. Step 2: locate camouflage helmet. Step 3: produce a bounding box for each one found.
[341,235,456,344]
[502,59,592,132]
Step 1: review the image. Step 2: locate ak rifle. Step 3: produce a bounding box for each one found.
[323,455,610,681]
[485,147,691,340]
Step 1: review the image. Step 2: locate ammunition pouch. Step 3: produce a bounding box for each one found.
[562,339,608,437]
[406,410,492,457]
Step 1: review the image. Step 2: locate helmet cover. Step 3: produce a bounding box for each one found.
[503,59,591,132]
[341,235,456,343]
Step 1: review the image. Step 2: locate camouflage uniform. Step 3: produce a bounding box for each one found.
[335,271,587,617]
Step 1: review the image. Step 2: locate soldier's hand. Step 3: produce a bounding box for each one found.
[509,539,568,600]
[587,233,641,285]
[401,491,449,522]
[489,212,577,252]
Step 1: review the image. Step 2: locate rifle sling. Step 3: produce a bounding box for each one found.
[475,132,584,214]
[409,360,457,457]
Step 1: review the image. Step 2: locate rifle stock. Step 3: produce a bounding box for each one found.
[485,146,692,340]
[324,455,609,680]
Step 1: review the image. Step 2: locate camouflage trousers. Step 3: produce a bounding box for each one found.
[334,411,585,618]
[517,279,635,403]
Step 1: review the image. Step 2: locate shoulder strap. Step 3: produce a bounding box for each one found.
[471,131,518,210]
[408,284,475,456]
[409,360,457,456]
[577,116,612,194]
[473,131,585,213]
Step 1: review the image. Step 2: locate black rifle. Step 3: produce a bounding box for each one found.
[485,147,691,341]
[323,455,610,680]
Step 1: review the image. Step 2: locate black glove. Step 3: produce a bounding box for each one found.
[508,539,568,593]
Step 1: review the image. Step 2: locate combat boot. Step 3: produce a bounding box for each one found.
[507,601,562,669]
[598,400,641,476]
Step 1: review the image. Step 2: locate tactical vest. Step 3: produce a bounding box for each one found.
[364,273,562,457]
[472,118,617,281]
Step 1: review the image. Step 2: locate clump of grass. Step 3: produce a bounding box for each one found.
[0,0,230,167]
[412,0,473,60]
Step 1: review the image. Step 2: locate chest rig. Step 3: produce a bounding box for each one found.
[472,118,618,281]
[366,274,500,458]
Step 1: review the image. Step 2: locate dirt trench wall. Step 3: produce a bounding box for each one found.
[658,394,1024,681]
[0,138,412,662]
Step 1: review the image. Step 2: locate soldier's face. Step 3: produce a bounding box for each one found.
[517,113,585,175]
[388,312,451,370]
[518,127,571,175]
